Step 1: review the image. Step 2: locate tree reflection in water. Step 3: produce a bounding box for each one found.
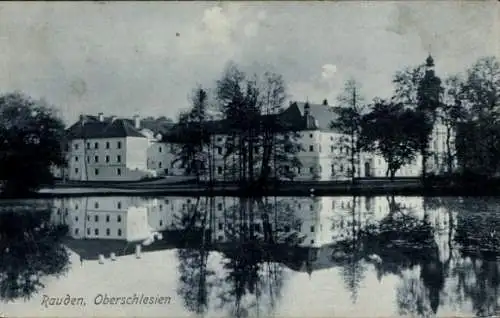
[174,196,300,318]
[0,202,70,302]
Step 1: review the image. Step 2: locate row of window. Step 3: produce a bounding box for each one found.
[74,167,122,176]
[75,155,122,164]
[76,228,123,236]
[74,141,123,150]
[82,214,122,222]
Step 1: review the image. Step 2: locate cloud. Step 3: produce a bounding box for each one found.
[201,6,232,45]
[321,64,337,81]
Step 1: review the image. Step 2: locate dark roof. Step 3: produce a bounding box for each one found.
[291,102,341,131]
[63,233,177,260]
[66,118,146,139]
[164,102,342,142]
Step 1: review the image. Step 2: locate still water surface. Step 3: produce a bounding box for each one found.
[1,195,499,317]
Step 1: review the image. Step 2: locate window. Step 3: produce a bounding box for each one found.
[218,203,223,211]
[331,165,335,175]
[94,142,99,149]
[74,143,79,150]
[159,220,163,226]
[87,156,90,163]
[159,162,162,169]
[75,168,79,174]
[106,228,110,236]
[310,133,313,138]
[159,204,163,210]
[117,155,121,163]
[94,156,99,163]
[309,167,314,173]
[75,156,79,162]
[75,204,79,210]
[118,229,122,236]
[86,142,90,149]
[117,168,121,176]
[117,141,122,149]
[254,146,259,154]
[159,146,162,153]
[217,137,222,142]
[284,225,291,232]
[75,228,79,235]
[106,141,110,149]
[254,224,261,232]
[217,147,222,155]
[106,215,110,222]
[106,155,110,163]
[311,240,315,245]
[75,216,79,222]
[95,168,99,175]
[331,146,334,152]
[94,215,99,222]
[309,145,314,152]
[297,167,301,174]
[94,228,99,235]
[218,223,223,230]
[87,228,90,235]
[217,166,222,174]
[94,202,99,209]
[117,202,122,209]
[340,164,344,172]
[310,204,314,211]
[117,215,122,222]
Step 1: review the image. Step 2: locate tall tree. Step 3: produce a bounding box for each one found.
[441,75,467,174]
[216,63,301,189]
[0,92,66,196]
[330,79,367,182]
[416,55,443,178]
[362,100,420,180]
[456,56,500,177]
[171,87,211,182]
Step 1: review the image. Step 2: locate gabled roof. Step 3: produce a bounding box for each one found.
[291,102,342,131]
[66,118,146,140]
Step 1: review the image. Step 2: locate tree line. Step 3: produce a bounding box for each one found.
[330,55,500,181]
[175,55,500,187]
[0,55,498,195]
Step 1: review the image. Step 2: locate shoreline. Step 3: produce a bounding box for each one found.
[24,182,500,198]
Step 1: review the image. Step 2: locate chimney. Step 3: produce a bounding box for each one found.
[98,112,104,122]
[133,115,140,129]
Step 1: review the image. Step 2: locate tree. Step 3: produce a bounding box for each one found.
[171,87,212,182]
[362,100,420,180]
[215,63,301,189]
[330,79,367,182]
[455,56,500,177]
[441,75,467,173]
[0,92,66,196]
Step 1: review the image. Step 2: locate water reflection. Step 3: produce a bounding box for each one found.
[0,201,70,302]
[1,195,500,317]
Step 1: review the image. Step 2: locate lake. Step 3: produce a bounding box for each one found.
[1,195,499,317]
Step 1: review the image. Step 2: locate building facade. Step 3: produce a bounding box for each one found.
[62,114,175,181]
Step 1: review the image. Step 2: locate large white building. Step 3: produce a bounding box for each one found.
[59,99,452,182]
[62,114,176,181]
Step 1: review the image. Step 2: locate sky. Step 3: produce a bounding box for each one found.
[0,2,498,125]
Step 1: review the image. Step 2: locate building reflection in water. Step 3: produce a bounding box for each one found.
[45,195,500,318]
